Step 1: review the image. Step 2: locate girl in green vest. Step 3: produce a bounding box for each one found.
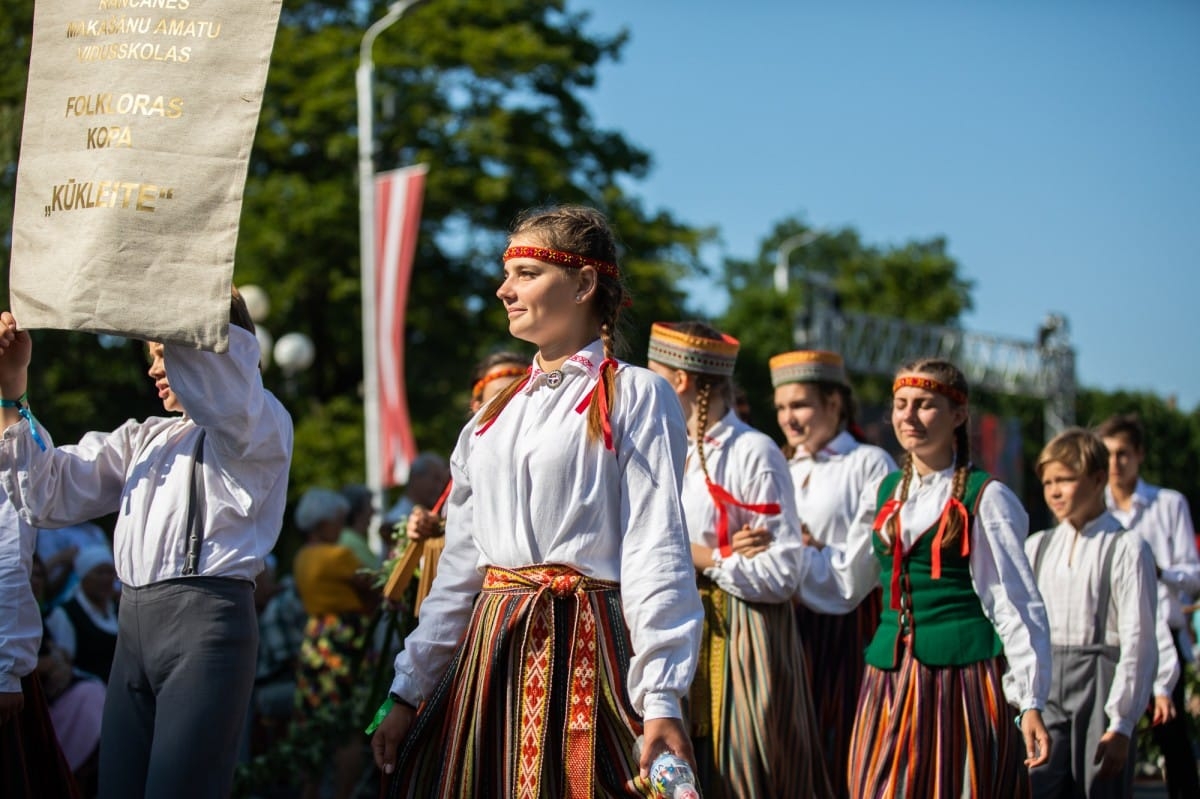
[845,358,1052,798]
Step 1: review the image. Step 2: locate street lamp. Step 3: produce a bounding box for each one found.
[357,0,427,508]
[773,230,821,296]
[239,283,314,388]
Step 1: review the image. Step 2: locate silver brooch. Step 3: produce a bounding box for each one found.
[545,370,563,388]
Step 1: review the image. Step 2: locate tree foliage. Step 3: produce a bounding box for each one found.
[718,216,974,432]
[0,0,712,513]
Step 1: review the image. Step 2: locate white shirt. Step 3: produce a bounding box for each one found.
[682,409,807,603]
[1106,479,1200,632]
[389,342,703,721]
[805,466,1052,711]
[0,326,294,587]
[0,482,40,692]
[1152,583,1182,696]
[789,431,896,551]
[1026,513,1158,736]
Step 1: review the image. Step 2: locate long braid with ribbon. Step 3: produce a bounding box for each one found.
[877,454,914,610]
[583,319,620,450]
[695,380,781,558]
[928,422,972,580]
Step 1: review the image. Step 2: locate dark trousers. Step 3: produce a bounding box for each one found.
[99,577,257,799]
[1153,635,1200,799]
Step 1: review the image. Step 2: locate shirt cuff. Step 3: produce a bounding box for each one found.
[0,672,21,693]
[388,672,421,709]
[640,691,682,721]
[1109,718,1136,738]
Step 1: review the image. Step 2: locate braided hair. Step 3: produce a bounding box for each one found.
[662,321,734,485]
[476,205,631,446]
[887,357,971,549]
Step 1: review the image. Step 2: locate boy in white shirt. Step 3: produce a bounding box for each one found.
[1028,428,1157,798]
[1098,412,1200,798]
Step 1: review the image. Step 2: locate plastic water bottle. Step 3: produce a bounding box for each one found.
[634,736,701,799]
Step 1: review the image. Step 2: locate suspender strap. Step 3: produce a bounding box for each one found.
[1092,530,1124,646]
[181,431,207,577]
[1032,528,1054,579]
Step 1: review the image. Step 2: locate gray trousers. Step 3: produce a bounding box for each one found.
[99,577,258,799]
[1030,643,1133,799]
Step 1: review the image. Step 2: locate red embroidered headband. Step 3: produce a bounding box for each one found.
[502,246,620,280]
[472,365,527,400]
[892,375,968,405]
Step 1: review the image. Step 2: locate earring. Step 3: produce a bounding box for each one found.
[575,294,582,302]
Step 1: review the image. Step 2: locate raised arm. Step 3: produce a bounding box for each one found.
[0,311,32,432]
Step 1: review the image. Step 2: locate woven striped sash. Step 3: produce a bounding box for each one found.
[482,565,620,799]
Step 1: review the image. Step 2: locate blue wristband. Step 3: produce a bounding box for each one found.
[0,393,46,452]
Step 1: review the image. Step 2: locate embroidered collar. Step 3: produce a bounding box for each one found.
[524,340,604,392]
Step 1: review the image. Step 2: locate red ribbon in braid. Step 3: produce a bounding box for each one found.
[574,358,618,451]
[872,496,971,610]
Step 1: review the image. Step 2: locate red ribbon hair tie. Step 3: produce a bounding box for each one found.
[930,497,970,580]
[574,358,619,451]
[872,498,906,610]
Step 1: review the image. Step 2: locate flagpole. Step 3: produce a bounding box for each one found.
[357,0,426,544]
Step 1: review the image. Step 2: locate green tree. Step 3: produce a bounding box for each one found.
[0,0,713,507]
[1078,389,1200,513]
[719,216,973,430]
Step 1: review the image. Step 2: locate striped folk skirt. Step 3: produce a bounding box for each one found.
[691,581,834,799]
[848,649,1031,799]
[795,588,881,798]
[386,565,654,799]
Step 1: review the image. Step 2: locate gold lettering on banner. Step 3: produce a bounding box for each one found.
[86,126,133,148]
[97,0,191,11]
[66,16,153,38]
[65,94,184,119]
[153,19,222,38]
[75,42,192,63]
[44,178,176,216]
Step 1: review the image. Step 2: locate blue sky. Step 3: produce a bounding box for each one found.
[573,0,1200,411]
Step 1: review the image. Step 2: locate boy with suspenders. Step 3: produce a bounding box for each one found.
[1027,428,1157,798]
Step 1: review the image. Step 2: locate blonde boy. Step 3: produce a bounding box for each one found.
[1027,428,1157,799]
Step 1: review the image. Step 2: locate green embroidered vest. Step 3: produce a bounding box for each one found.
[863,467,1003,669]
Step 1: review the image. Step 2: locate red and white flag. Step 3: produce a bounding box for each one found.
[375,164,427,487]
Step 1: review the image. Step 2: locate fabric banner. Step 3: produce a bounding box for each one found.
[375,164,427,487]
[8,0,283,352]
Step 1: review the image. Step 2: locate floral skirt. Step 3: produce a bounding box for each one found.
[294,611,374,737]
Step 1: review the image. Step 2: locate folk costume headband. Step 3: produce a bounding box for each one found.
[647,322,739,377]
[502,246,620,280]
[768,350,848,389]
[892,375,968,406]
[472,365,527,402]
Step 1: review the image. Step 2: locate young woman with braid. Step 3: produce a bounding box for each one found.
[820,357,1053,797]
[370,206,703,798]
[768,350,895,798]
[647,322,833,799]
